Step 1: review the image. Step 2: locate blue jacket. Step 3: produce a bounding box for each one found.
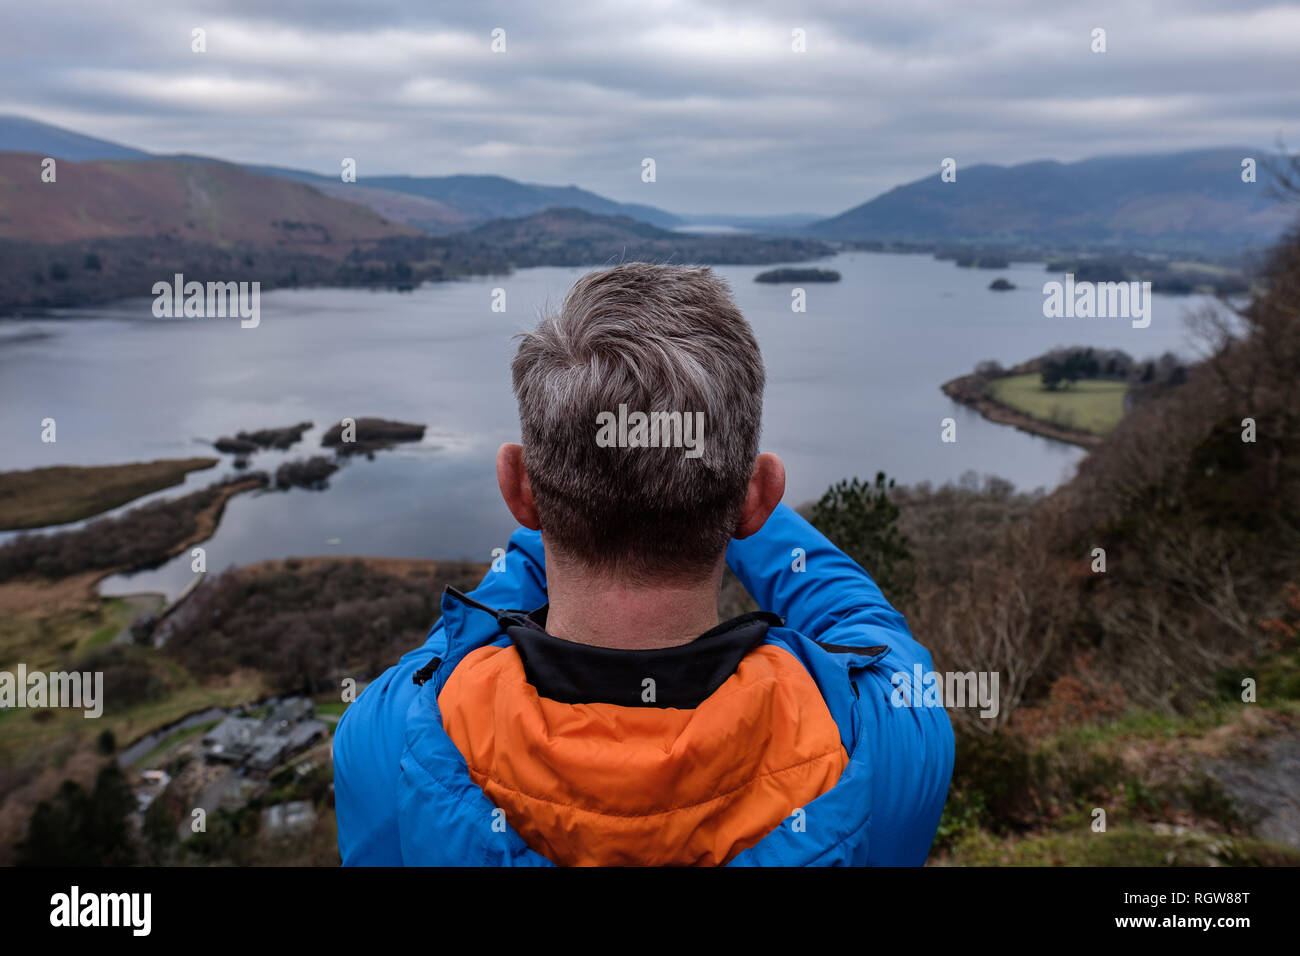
[334,502,954,865]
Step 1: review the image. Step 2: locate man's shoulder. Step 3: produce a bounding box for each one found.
[336,650,431,755]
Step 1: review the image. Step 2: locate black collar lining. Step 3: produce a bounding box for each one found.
[504,609,783,708]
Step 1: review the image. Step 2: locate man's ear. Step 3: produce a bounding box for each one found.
[734,452,786,539]
[496,443,541,530]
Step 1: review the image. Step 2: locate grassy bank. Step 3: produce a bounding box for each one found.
[0,458,219,530]
[985,373,1128,436]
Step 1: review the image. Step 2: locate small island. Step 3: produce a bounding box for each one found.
[275,456,339,490]
[214,422,313,455]
[754,267,841,283]
[321,417,426,456]
[989,278,1016,291]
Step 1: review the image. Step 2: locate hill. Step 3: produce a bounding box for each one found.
[810,148,1294,254]
[238,167,684,233]
[357,173,682,230]
[309,181,476,233]
[0,153,417,252]
[0,154,516,311]
[0,116,682,233]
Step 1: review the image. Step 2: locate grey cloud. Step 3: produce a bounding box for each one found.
[1,0,1295,214]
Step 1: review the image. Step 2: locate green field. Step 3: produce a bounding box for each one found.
[986,373,1128,435]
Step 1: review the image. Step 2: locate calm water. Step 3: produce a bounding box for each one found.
[0,252,1212,600]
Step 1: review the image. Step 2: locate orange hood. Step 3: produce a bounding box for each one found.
[439,640,848,866]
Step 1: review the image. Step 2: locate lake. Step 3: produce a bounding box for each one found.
[0,251,1215,600]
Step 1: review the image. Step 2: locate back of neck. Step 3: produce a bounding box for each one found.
[542,560,723,650]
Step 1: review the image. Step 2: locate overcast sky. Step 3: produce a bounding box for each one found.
[3,0,1298,215]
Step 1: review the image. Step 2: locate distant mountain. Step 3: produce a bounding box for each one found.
[0,115,150,161]
[310,182,477,233]
[0,153,417,250]
[0,115,684,233]
[248,167,684,233]
[0,153,491,311]
[809,148,1295,253]
[361,174,682,229]
[467,207,832,267]
[186,159,685,233]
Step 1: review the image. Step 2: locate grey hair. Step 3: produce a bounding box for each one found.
[511,262,766,579]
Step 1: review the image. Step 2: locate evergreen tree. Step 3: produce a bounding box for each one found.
[17,764,138,866]
[810,472,917,608]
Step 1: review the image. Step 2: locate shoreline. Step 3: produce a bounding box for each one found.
[0,475,265,615]
[0,457,220,531]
